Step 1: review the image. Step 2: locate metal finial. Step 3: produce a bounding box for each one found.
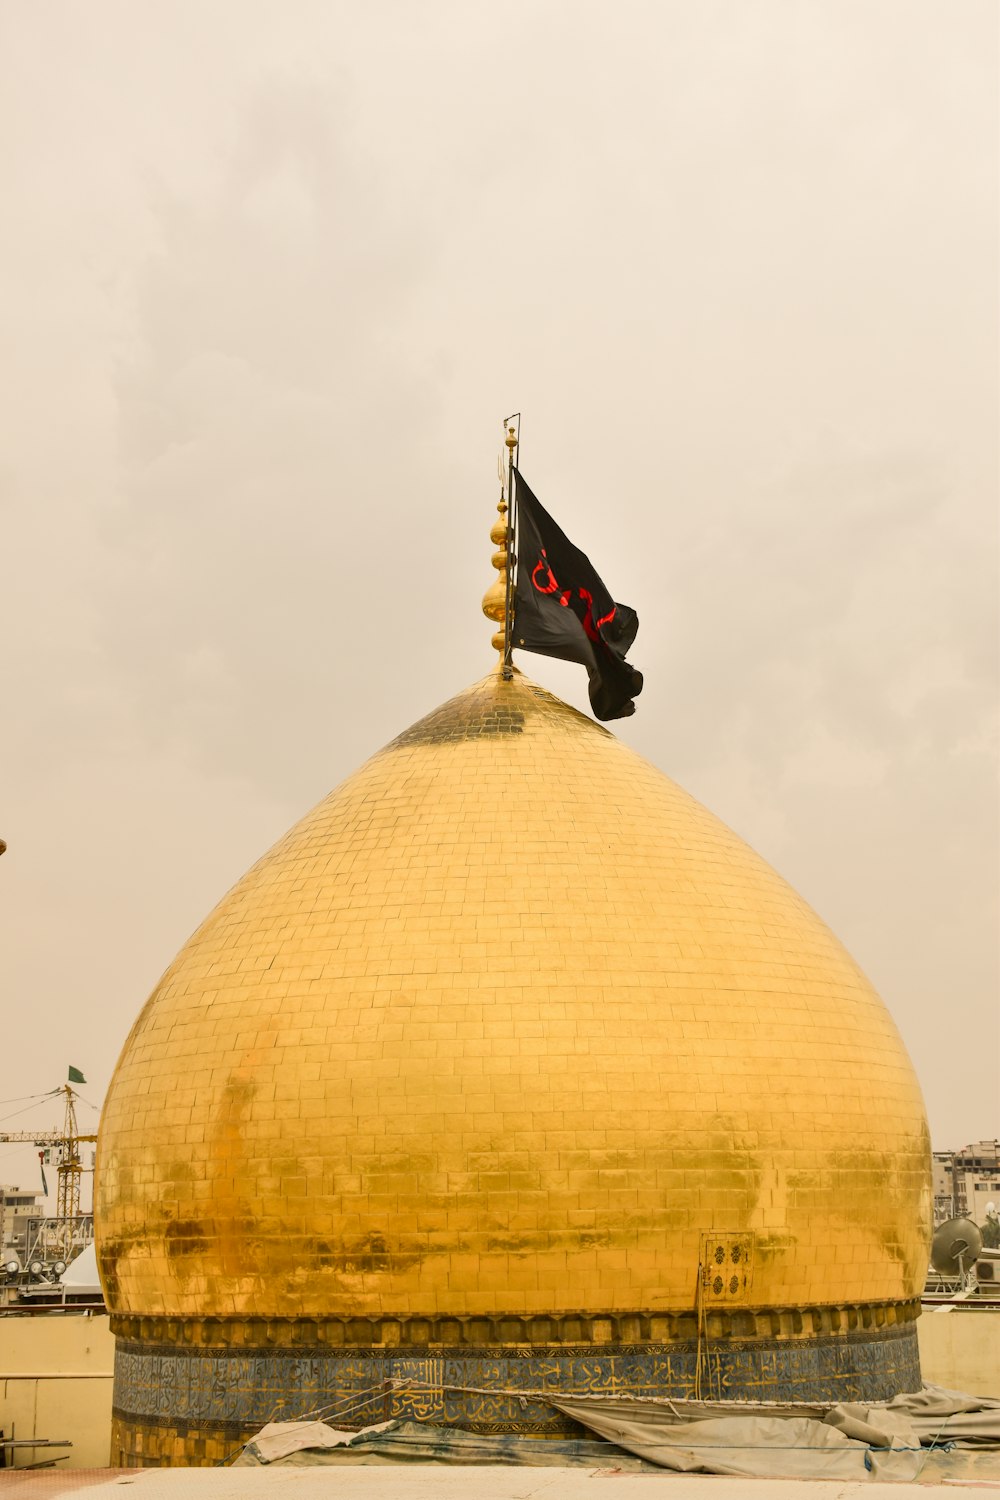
[482,489,509,659]
[483,420,519,670]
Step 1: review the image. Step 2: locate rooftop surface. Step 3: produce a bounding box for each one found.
[5,1458,1000,1500]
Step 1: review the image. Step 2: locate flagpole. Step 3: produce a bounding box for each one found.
[502,415,519,682]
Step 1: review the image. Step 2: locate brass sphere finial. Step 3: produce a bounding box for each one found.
[483,421,517,665]
[482,493,509,657]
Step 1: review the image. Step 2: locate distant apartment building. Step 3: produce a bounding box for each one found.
[0,1184,46,1266]
[933,1141,1000,1226]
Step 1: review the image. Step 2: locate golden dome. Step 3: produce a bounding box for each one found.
[96,669,930,1322]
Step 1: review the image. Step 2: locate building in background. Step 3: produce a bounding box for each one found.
[933,1144,1000,1227]
[0,1186,45,1273]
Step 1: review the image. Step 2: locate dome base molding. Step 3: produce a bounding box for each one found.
[110,1297,918,1351]
[110,1301,922,1466]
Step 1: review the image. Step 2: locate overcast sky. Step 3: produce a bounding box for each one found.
[1,1,996,1206]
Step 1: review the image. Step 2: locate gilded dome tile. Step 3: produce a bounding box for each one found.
[96,669,930,1329]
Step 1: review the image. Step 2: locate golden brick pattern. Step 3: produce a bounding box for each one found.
[95,670,931,1322]
[111,1415,233,1468]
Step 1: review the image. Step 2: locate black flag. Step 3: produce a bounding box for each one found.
[512,469,643,720]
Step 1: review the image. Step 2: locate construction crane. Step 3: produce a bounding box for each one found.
[0,1084,97,1218]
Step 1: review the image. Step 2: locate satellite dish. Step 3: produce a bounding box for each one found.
[931,1216,983,1272]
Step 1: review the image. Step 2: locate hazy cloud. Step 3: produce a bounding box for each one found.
[0,1,995,1196]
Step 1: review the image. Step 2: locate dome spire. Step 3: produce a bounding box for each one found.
[482,421,518,672]
[481,493,509,661]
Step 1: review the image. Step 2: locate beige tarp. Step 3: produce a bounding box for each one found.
[247,1420,396,1463]
[552,1384,1000,1480]
[551,1398,920,1479]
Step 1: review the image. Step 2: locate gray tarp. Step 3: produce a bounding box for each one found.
[552,1384,1000,1480]
[235,1384,1000,1481]
[551,1398,921,1480]
[234,1418,651,1469]
[884,1382,1000,1445]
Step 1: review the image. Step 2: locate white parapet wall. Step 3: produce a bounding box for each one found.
[918,1307,1000,1398]
[0,1313,114,1468]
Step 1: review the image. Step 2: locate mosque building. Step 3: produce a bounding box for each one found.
[95,461,931,1465]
